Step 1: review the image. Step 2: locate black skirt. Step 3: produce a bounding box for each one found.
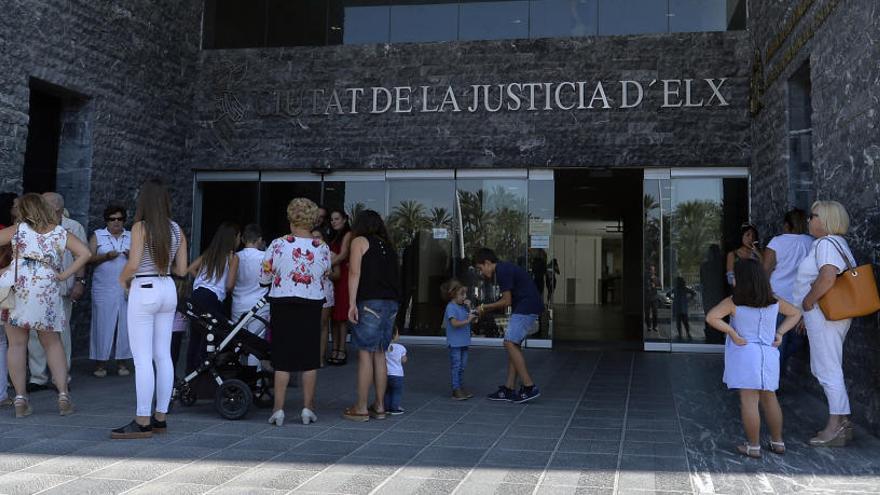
[268,297,323,372]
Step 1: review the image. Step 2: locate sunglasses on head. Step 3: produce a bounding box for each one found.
[808,213,819,220]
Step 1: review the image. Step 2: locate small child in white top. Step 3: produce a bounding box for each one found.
[384,329,407,415]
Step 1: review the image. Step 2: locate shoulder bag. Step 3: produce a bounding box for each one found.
[817,237,880,320]
[0,226,20,310]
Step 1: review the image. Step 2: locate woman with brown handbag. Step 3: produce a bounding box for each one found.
[793,200,857,447]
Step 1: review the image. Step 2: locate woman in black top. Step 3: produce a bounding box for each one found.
[342,210,400,422]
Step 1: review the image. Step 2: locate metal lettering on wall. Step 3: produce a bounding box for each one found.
[251,78,731,117]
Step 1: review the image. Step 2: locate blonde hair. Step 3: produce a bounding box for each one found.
[440,278,465,302]
[16,193,57,231]
[286,197,319,229]
[811,200,850,235]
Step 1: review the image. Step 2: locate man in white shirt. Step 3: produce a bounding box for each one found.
[28,192,85,390]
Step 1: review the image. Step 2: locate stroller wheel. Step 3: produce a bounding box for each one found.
[253,371,274,409]
[215,378,253,420]
[179,384,197,407]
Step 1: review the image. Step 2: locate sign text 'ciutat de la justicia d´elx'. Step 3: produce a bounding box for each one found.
[246,78,733,117]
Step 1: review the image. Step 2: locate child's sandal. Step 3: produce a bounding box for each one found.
[736,443,762,458]
[767,440,786,455]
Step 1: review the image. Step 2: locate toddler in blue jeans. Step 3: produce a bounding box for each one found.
[442,279,477,400]
[384,329,407,415]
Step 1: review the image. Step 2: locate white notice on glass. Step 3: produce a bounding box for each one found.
[433,228,449,239]
[530,235,550,248]
[529,219,552,236]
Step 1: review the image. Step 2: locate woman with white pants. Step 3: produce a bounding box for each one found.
[112,179,188,439]
[793,200,856,447]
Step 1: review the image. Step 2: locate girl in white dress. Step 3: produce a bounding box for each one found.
[0,194,91,417]
[706,259,800,458]
[88,204,132,377]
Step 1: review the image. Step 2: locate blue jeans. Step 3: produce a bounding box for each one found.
[778,314,804,379]
[352,299,398,352]
[449,346,469,390]
[385,374,404,411]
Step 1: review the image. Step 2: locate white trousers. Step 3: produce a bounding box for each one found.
[89,284,131,361]
[0,326,8,401]
[804,308,852,415]
[27,297,72,385]
[127,277,176,417]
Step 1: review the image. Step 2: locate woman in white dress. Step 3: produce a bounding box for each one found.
[0,193,91,417]
[88,204,132,377]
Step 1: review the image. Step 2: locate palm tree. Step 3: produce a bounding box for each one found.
[672,200,722,280]
[346,201,366,222]
[430,207,453,229]
[387,200,430,247]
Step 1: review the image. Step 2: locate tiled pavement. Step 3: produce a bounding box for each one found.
[1,346,879,495]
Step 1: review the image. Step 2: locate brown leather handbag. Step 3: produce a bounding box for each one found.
[817,237,880,320]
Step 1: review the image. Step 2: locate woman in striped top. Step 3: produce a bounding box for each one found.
[113,179,188,439]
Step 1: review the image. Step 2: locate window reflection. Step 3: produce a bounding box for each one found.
[459,1,530,41]
[390,2,459,43]
[530,0,597,38]
[597,0,666,35]
[332,0,391,45]
[668,0,726,33]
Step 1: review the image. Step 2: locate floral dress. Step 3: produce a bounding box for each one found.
[8,223,68,332]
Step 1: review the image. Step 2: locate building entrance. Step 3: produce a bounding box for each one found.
[550,169,643,346]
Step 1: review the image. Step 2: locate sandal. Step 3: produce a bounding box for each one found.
[343,406,369,422]
[368,404,386,420]
[326,351,341,365]
[14,395,32,418]
[767,440,785,455]
[736,443,762,458]
[335,350,348,366]
[58,392,75,416]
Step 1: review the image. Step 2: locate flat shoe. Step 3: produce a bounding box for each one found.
[343,407,369,422]
[736,443,762,458]
[767,441,785,455]
[111,420,153,439]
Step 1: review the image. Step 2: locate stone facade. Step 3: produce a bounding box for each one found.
[188,32,751,171]
[0,1,202,354]
[749,0,880,434]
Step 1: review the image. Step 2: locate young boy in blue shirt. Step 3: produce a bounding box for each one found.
[442,279,477,400]
[474,248,543,403]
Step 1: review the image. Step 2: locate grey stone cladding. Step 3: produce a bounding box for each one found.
[749,0,880,434]
[0,1,202,355]
[188,31,751,171]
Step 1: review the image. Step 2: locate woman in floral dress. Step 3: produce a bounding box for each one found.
[0,193,91,417]
[262,198,331,426]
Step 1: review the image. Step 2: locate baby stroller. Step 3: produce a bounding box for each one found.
[172,297,274,419]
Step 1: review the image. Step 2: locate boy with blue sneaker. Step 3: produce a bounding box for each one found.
[474,248,542,403]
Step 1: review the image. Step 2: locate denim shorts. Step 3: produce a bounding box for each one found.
[505,313,538,344]
[352,299,399,352]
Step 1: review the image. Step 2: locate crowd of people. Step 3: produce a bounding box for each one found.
[0,188,866,456]
[0,183,545,438]
[707,201,862,457]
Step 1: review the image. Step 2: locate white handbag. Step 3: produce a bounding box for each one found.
[0,228,18,310]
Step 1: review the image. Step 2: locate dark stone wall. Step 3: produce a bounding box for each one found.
[0,1,202,356]
[188,32,751,171]
[749,0,880,433]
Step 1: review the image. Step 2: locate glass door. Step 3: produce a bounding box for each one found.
[259,171,323,241]
[387,171,456,337]
[643,168,750,351]
[193,171,261,253]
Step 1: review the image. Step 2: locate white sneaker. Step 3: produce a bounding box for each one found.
[93,368,107,378]
[268,409,285,426]
[301,408,317,425]
[118,366,130,377]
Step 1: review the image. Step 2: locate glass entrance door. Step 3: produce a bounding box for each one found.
[643,168,750,351]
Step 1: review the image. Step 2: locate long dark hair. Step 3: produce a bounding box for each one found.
[0,192,16,226]
[732,259,776,308]
[134,178,173,272]
[351,210,394,251]
[200,222,240,281]
[330,208,350,242]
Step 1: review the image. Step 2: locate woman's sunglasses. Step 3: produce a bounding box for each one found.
[105,216,125,222]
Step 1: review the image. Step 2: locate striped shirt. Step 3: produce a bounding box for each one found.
[136,221,182,275]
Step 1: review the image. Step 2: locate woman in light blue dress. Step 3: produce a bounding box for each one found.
[706,259,800,458]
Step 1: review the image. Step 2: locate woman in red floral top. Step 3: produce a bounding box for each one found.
[261,198,331,426]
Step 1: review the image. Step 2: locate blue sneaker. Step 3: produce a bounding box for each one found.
[514,385,541,404]
[487,386,515,402]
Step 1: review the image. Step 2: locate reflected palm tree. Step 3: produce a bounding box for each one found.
[388,200,430,247]
[430,207,453,229]
[346,201,366,222]
[672,200,722,280]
